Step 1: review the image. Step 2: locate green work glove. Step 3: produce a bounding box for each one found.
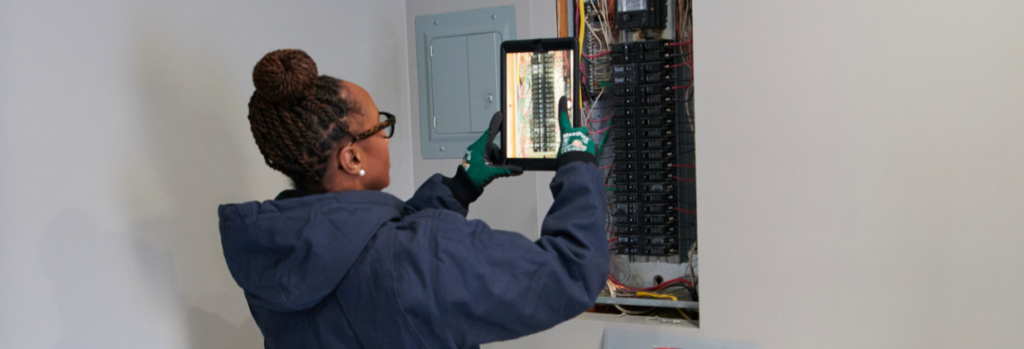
[461,112,524,189]
[442,111,523,209]
[557,96,596,156]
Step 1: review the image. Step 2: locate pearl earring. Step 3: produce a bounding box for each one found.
[359,169,366,177]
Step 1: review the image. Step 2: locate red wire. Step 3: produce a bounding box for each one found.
[671,164,695,168]
[674,207,696,214]
[590,125,612,134]
[671,83,692,90]
[583,51,611,59]
[608,238,618,242]
[670,62,692,68]
[590,114,613,124]
[580,59,588,85]
[598,165,613,169]
[669,40,692,46]
[673,176,695,182]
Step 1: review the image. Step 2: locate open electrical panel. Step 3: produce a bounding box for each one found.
[562,0,698,323]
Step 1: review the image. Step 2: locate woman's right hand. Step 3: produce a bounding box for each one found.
[556,96,595,156]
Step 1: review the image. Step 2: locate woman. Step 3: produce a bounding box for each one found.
[219,49,607,349]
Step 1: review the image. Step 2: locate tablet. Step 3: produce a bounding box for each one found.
[501,38,580,171]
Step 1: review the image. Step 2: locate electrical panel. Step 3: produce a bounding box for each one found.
[531,53,559,152]
[563,0,697,321]
[608,40,695,259]
[414,6,516,159]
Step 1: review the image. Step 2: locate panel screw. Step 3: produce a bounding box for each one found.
[492,14,497,19]
[440,146,445,152]
[434,20,439,25]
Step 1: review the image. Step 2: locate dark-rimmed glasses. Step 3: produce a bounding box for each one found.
[344,112,395,146]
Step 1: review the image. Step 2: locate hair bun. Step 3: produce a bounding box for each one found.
[252,49,318,104]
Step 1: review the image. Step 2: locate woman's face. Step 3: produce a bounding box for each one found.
[340,81,391,191]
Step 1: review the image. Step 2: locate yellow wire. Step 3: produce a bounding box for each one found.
[636,292,692,320]
[577,0,584,124]
[636,291,677,301]
[578,0,585,54]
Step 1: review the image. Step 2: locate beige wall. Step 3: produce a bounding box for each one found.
[0,1,413,347]
[696,0,1024,347]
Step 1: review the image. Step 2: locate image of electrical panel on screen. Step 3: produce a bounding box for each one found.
[562,0,698,323]
[505,51,574,159]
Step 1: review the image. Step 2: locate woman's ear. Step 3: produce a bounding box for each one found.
[337,144,363,175]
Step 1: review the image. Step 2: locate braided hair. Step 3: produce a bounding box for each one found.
[247,49,355,192]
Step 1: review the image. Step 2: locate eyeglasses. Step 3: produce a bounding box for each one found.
[344,111,395,146]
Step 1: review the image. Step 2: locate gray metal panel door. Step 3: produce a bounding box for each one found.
[415,5,515,159]
[429,36,471,134]
[467,32,501,133]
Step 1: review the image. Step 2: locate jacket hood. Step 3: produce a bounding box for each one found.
[218,190,405,312]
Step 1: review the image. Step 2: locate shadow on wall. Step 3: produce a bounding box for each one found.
[125,32,264,347]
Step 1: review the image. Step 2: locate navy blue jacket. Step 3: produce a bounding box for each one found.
[218,161,608,348]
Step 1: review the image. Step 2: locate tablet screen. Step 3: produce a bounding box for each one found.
[504,50,575,160]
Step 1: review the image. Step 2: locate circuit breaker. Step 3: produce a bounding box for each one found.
[615,0,668,30]
[610,40,695,259]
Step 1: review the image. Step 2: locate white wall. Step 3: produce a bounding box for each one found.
[697,0,1024,347]
[492,0,1024,348]
[0,1,413,347]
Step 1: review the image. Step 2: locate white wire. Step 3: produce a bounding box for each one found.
[593,0,615,47]
[607,280,654,315]
[587,88,604,121]
[585,0,615,50]
[585,17,604,51]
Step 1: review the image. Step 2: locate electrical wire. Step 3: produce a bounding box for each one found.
[590,125,612,134]
[609,274,693,290]
[635,292,691,320]
[607,280,655,315]
[636,291,676,301]
[586,88,605,121]
[578,0,585,97]
[590,114,613,124]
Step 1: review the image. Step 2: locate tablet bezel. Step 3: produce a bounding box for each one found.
[500,38,581,171]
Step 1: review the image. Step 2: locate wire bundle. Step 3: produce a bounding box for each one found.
[605,275,696,318]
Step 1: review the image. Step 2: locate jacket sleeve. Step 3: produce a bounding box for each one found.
[405,173,470,217]
[432,161,608,347]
